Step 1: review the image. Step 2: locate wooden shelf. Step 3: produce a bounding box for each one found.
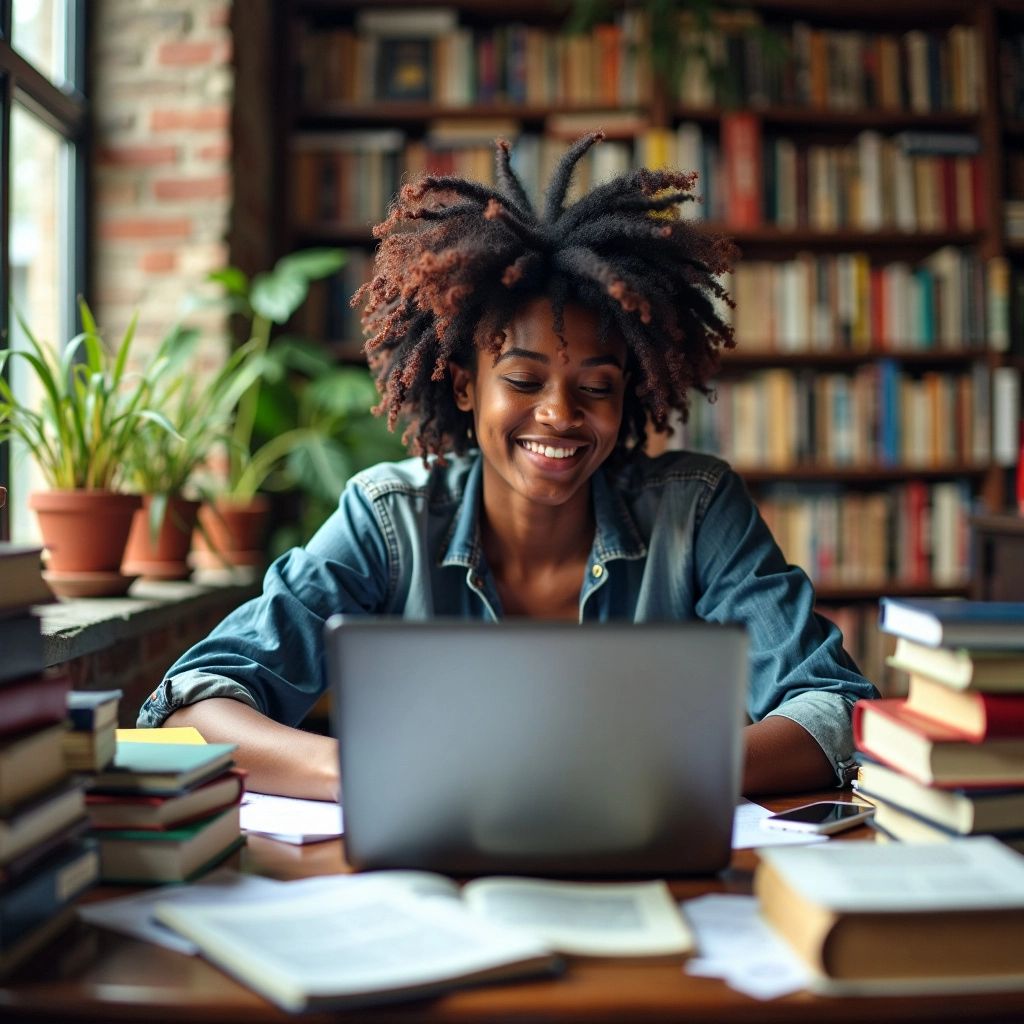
[719,349,994,368]
[680,107,979,131]
[814,582,970,602]
[736,464,993,483]
[296,103,979,132]
[293,223,986,250]
[296,102,650,128]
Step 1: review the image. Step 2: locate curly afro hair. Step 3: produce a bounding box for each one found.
[353,131,736,460]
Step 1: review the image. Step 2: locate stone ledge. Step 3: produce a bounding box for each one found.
[39,573,260,667]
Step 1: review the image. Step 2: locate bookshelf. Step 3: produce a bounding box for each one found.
[276,0,1024,687]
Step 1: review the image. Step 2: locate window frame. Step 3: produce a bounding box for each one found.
[0,0,88,539]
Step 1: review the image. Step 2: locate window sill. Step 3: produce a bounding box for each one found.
[38,574,260,667]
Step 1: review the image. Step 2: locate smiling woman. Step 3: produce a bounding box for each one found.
[140,134,879,802]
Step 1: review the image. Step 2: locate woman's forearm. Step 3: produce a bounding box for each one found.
[163,699,339,801]
[742,715,836,796]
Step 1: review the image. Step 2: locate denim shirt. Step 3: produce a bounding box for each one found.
[138,450,878,784]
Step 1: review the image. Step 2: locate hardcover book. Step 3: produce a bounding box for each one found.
[905,673,1024,740]
[93,805,244,885]
[879,597,1024,649]
[853,698,1024,787]
[89,742,237,795]
[755,836,1024,991]
[887,636,1024,692]
[854,758,1024,834]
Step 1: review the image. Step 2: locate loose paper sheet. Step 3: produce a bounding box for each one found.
[682,893,811,1000]
[240,792,344,844]
[78,869,284,954]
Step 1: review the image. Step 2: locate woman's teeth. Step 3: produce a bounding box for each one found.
[520,440,579,459]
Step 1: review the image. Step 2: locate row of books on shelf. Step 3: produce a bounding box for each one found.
[853,597,1024,857]
[296,8,651,108]
[290,118,987,239]
[713,122,985,233]
[761,480,971,592]
[728,249,1009,353]
[676,364,1020,470]
[294,7,981,115]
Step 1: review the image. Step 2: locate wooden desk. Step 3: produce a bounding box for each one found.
[3,793,1023,1024]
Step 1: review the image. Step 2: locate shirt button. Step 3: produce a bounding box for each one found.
[591,564,604,578]
[472,575,484,588]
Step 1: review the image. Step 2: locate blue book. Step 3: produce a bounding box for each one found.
[66,689,122,731]
[879,598,1024,650]
[0,838,97,950]
[89,742,237,795]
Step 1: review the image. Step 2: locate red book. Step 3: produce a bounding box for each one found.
[905,674,1024,741]
[85,768,246,831]
[0,672,72,739]
[721,112,763,229]
[853,698,1024,788]
[970,155,986,230]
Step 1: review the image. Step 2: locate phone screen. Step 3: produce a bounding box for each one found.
[773,802,868,825]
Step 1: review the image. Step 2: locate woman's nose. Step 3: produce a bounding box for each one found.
[536,385,583,430]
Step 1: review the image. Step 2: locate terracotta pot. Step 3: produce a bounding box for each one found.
[29,490,142,597]
[122,495,201,580]
[192,495,271,570]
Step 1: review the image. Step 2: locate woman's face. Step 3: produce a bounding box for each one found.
[451,297,628,510]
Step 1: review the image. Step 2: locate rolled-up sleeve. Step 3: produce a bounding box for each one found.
[693,469,880,786]
[137,479,390,729]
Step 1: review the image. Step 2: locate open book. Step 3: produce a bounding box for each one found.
[153,872,692,1012]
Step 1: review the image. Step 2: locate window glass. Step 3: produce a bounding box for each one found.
[12,0,67,86]
[8,103,67,542]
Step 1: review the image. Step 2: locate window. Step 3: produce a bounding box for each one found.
[0,0,87,540]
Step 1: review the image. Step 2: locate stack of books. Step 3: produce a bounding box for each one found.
[0,544,98,973]
[84,741,245,884]
[63,689,121,772]
[853,598,1024,852]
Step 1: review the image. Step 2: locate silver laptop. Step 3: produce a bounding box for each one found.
[326,618,747,877]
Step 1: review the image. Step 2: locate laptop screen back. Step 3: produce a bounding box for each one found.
[327,619,747,876]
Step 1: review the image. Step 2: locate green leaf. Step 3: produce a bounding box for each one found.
[208,266,250,296]
[286,437,353,503]
[249,271,309,324]
[274,248,346,282]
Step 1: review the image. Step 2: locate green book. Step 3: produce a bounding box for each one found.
[89,742,237,795]
[94,805,244,884]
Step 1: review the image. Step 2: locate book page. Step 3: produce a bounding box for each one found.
[759,835,1024,912]
[461,878,693,956]
[154,882,554,1012]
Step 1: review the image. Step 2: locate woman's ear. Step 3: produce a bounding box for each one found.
[449,362,474,412]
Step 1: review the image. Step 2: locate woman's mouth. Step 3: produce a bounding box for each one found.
[517,439,582,460]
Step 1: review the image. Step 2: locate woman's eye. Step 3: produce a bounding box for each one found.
[502,376,540,391]
[581,383,613,396]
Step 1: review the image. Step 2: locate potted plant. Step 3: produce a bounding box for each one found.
[120,325,264,580]
[0,300,178,597]
[190,248,365,569]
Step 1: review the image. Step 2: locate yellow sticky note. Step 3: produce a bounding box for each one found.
[116,727,207,745]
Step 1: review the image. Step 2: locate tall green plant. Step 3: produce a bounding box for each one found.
[0,300,178,491]
[205,247,407,551]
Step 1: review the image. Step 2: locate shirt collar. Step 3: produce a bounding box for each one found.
[439,454,647,569]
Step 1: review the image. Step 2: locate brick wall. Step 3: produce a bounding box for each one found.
[59,602,230,727]
[90,0,236,363]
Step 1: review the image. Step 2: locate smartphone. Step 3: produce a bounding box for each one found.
[761,801,875,835]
